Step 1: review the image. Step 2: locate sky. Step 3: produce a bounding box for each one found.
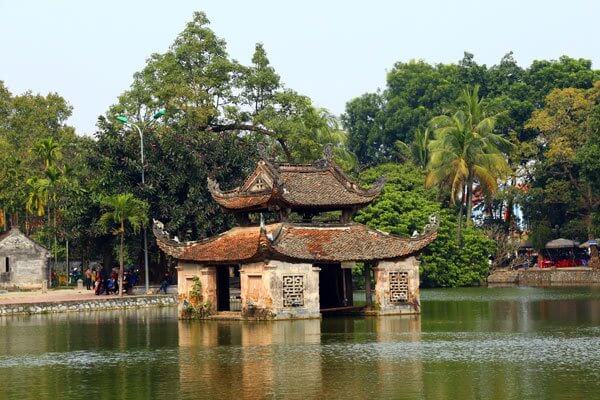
[1,0,599,135]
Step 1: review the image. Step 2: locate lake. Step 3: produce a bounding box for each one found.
[1,286,600,399]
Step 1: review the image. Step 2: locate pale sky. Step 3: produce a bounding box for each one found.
[1,0,599,135]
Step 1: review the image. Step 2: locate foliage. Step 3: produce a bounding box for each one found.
[343,53,600,167]
[182,276,212,318]
[396,128,431,168]
[355,163,495,287]
[99,193,148,296]
[523,83,600,240]
[427,85,512,226]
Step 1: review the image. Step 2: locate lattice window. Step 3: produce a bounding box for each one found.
[251,177,267,192]
[389,271,409,303]
[283,275,304,307]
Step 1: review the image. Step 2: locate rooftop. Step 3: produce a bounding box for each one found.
[154,217,438,264]
[208,145,385,212]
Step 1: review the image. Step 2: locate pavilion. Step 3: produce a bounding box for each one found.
[154,146,438,319]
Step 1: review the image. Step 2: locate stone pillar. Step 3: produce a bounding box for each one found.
[372,256,420,315]
[240,260,321,319]
[177,262,217,317]
[364,262,373,307]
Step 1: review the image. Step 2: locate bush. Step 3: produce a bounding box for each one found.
[356,163,495,287]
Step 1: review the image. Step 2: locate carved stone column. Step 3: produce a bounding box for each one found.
[372,256,420,315]
[177,263,217,316]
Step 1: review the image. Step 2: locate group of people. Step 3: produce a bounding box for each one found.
[84,267,140,295]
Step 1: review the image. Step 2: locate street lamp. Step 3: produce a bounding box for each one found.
[116,108,165,293]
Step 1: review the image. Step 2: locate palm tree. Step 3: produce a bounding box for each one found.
[396,128,432,168]
[427,85,511,236]
[25,177,50,217]
[99,193,148,297]
[34,138,62,169]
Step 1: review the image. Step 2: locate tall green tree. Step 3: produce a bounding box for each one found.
[524,83,600,239]
[396,127,432,168]
[33,138,62,169]
[355,163,495,287]
[99,193,148,297]
[427,86,511,235]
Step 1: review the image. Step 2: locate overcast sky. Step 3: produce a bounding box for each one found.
[1,0,599,135]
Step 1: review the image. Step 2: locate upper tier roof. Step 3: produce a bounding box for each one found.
[207,146,385,212]
[153,216,438,264]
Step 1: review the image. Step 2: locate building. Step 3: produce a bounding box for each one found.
[154,146,438,319]
[0,227,50,290]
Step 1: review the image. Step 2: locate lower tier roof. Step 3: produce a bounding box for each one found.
[154,217,438,264]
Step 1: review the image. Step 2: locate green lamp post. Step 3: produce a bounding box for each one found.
[115,108,165,293]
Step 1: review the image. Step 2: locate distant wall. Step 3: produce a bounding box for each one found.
[0,295,176,317]
[488,268,600,286]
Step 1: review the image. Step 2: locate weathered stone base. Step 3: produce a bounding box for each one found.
[488,267,600,286]
[373,257,420,314]
[0,295,176,317]
[204,311,321,321]
[363,305,420,316]
[177,256,422,320]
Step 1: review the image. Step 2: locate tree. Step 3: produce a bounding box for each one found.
[355,163,495,287]
[427,85,511,236]
[33,138,62,169]
[99,193,148,297]
[92,11,355,277]
[342,92,386,165]
[25,177,49,217]
[396,127,432,168]
[111,11,348,165]
[343,53,600,169]
[524,83,600,239]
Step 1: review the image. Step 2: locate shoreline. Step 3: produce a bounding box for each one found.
[488,267,600,286]
[0,293,176,316]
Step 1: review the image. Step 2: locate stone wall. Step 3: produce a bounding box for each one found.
[240,260,321,320]
[0,229,49,290]
[176,262,217,314]
[0,295,176,317]
[488,267,600,286]
[371,256,420,315]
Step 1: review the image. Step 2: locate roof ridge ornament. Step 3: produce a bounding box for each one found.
[414,214,440,238]
[313,143,334,169]
[368,176,387,194]
[323,143,333,161]
[257,142,269,160]
[207,177,221,195]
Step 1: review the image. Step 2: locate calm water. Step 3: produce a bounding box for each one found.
[1,287,600,400]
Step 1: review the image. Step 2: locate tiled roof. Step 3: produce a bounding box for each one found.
[0,227,49,254]
[154,218,438,263]
[208,157,385,212]
[271,223,437,262]
[179,225,271,262]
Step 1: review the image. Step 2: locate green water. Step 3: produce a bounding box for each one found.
[1,287,600,400]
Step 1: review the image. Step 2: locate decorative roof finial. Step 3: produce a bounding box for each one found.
[257,142,269,160]
[259,212,266,233]
[323,143,333,161]
[207,177,221,194]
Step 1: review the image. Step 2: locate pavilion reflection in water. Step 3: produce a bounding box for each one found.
[177,316,423,399]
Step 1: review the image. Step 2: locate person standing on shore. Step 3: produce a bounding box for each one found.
[84,267,92,290]
[158,272,170,294]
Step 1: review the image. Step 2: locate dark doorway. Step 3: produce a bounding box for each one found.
[216,267,230,311]
[318,263,353,310]
[216,265,241,312]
